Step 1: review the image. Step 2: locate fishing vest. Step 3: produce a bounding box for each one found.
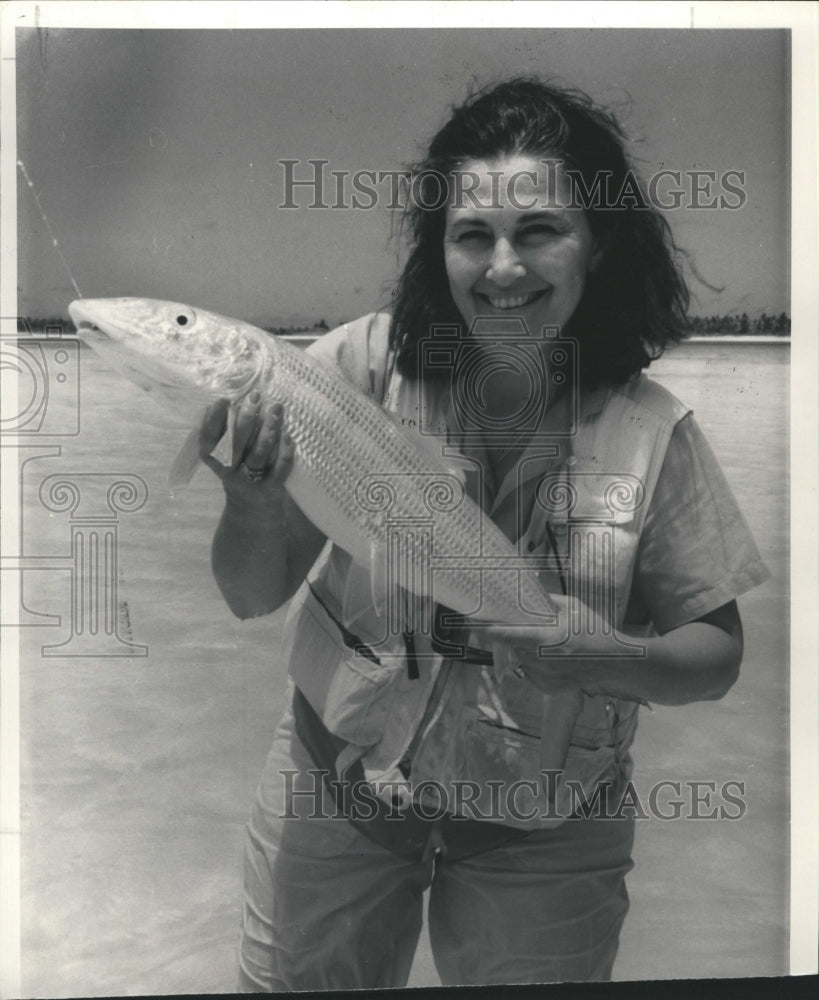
[282,313,691,829]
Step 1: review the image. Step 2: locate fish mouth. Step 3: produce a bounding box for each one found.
[69,301,110,339]
[73,318,104,336]
[69,301,149,373]
[69,301,136,352]
[72,319,119,356]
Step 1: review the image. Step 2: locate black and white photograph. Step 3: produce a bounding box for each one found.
[1,2,817,996]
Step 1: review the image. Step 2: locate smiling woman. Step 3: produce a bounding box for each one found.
[191,76,772,991]
[391,79,689,390]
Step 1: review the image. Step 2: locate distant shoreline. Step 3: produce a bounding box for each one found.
[680,335,790,344]
[14,332,792,346]
[288,334,792,345]
[285,334,791,346]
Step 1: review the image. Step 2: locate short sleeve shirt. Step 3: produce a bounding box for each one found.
[628,413,769,632]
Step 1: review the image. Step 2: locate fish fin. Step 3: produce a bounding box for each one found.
[212,433,233,470]
[168,428,203,490]
[168,401,236,491]
[213,406,236,468]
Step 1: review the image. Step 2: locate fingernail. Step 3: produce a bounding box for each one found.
[271,402,283,416]
[249,390,261,404]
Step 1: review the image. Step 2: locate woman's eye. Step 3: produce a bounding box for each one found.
[519,224,559,242]
[454,229,492,245]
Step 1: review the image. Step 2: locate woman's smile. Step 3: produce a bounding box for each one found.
[477,288,550,311]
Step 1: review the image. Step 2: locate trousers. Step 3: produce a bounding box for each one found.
[238,705,635,991]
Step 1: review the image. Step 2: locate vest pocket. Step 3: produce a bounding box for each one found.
[561,742,624,814]
[462,717,621,825]
[286,593,405,746]
[462,719,555,826]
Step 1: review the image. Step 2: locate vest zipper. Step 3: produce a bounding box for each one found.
[307,583,382,666]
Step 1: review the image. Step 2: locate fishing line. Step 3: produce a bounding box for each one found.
[17,159,84,300]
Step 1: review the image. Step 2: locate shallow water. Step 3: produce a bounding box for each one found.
[614,340,790,981]
[15,338,789,993]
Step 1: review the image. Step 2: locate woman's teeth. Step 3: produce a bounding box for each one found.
[484,290,545,310]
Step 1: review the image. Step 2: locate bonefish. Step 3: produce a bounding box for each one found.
[69,297,583,769]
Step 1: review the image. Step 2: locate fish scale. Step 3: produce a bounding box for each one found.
[269,333,551,624]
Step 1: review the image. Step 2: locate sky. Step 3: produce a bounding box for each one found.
[15,25,789,326]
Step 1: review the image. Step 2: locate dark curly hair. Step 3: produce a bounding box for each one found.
[389,77,689,387]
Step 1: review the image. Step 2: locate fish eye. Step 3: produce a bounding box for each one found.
[169,307,196,329]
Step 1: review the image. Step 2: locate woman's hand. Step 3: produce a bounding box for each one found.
[201,394,326,619]
[198,393,295,517]
[488,593,611,695]
[488,595,744,706]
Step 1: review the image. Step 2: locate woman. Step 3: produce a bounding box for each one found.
[200,78,768,989]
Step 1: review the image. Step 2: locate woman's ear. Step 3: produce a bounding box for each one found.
[588,222,618,274]
[588,236,607,274]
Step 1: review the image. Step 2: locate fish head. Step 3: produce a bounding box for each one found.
[68,297,271,413]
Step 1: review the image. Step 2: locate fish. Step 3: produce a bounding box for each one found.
[69,297,583,775]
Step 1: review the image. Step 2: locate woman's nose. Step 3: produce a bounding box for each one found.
[485,237,526,286]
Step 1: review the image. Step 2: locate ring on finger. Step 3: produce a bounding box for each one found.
[240,462,266,483]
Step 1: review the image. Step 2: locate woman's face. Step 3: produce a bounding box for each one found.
[443,154,601,335]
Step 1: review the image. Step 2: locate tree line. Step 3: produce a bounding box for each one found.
[685,312,790,335]
[262,319,330,335]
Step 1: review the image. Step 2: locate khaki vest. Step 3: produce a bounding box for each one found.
[283,314,691,828]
